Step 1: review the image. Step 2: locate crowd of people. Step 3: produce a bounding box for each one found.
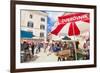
[20,39,90,63]
[21,41,43,62]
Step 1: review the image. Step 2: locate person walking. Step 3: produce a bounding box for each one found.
[31,42,35,55]
[22,41,29,61]
[29,44,33,60]
[36,43,41,54]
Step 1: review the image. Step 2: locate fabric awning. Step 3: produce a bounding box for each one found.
[21,30,34,38]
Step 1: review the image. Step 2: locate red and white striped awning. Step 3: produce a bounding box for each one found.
[51,13,90,36]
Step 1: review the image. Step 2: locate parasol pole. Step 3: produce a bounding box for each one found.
[72,22,77,60]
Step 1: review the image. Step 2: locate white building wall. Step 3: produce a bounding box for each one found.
[21,10,47,40]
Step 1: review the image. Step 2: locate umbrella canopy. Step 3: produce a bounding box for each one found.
[51,13,90,36]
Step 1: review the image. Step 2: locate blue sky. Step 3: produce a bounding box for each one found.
[47,16,55,32]
[45,11,64,33]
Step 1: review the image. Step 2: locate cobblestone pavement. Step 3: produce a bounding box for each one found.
[28,48,58,63]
